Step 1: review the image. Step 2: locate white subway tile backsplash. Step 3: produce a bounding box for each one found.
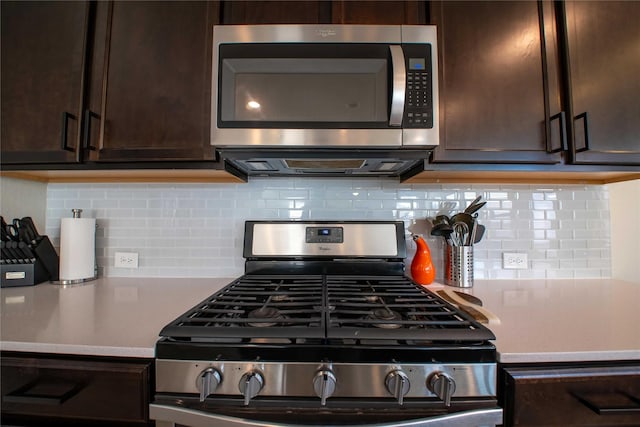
[45,179,611,280]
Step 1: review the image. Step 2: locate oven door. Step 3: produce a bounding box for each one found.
[150,400,503,427]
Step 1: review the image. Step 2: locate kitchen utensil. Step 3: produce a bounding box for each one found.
[450,212,475,228]
[19,216,42,244]
[0,217,11,242]
[5,219,21,242]
[453,290,483,306]
[473,224,486,244]
[2,241,23,263]
[464,196,482,212]
[18,242,36,263]
[465,201,486,215]
[435,289,499,324]
[451,222,469,247]
[464,196,486,216]
[469,219,478,246]
[430,215,453,240]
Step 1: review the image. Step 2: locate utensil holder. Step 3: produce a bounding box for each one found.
[445,245,473,288]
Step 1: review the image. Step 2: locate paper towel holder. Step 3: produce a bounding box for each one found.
[59,208,98,286]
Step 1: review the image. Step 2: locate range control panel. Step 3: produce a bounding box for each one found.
[305,227,344,244]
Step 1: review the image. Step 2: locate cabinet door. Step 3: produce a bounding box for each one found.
[221,1,424,25]
[430,1,563,164]
[86,1,219,162]
[562,1,640,165]
[502,364,640,426]
[1,354,152,426]
[332,1,426,24]
[1,1,89,164]
[222,1,331,24]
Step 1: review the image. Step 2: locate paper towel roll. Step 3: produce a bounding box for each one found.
[59,217,96,282]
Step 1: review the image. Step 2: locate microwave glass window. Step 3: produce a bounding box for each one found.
[220,58,387,123]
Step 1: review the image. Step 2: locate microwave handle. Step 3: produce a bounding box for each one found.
[389,45,406,127]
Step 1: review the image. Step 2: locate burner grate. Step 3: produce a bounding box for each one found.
[159,276,326,339]
[160,274,495,344]
[325,276,494,341]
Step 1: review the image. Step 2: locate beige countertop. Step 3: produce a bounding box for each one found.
[0,277,229,358]
[462,278,640,363]
[1,277,639,363]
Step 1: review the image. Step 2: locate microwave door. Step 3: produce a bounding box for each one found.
[216,44,395,129]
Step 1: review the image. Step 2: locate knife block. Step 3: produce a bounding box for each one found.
[1,261,49,288]
[0,236,59,288]
[32,235,59,281]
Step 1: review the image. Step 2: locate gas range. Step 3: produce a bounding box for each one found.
[151,221,502,427]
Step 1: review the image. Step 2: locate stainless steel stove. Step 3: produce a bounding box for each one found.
[150,221,503,427]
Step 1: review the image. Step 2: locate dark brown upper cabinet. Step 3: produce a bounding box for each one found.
[560,1,640,165]
[331,1,426,24]
[1,1,90,164]
[429,1,564,164]
[85,1,220,162]
[221,1,425,25]
[430,0,640,167]
[222,1,331,24]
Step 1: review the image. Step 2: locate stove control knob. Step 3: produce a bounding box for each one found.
[197,368,222,402]
[427,371,456,407]
[385,370,410,405]
[239,371,264,406]
[312,369,337,406]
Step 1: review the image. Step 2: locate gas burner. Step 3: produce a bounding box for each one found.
[247,306,286,327]
[366,308,403,329]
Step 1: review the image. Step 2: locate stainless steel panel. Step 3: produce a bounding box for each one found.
[401,26,439,148]
[250,222,400,257]
[213,24,402,44]
[156,359,497,399]
[213,128,403,147]
[151,404,503,427]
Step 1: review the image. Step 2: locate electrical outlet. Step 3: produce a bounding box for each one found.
[503,252,528,269]
[115,252,139,268]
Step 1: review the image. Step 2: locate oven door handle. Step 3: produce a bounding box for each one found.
[150,404,503,427]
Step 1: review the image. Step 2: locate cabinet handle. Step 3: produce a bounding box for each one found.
[60,111,77,152]
[574,390,640,415]
[547,111,568,153]
[4,378,84,405]
[574,111,590,152]
[83,109,100,151]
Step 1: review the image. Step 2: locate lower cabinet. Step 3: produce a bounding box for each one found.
[500,362,640,426]
[1,352,153,426]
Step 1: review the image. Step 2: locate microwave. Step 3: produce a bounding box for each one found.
[211,25,439,179]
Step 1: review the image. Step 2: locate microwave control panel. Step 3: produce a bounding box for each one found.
[403,44,433,129]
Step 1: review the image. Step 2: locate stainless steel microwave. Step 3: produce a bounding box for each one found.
[211,25,439,179]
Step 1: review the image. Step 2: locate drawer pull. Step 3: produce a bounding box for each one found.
[4,378,83,405]
[574,390,640,415]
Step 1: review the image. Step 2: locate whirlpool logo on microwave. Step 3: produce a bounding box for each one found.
[316,28,337,38]
[318,246,332,252]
